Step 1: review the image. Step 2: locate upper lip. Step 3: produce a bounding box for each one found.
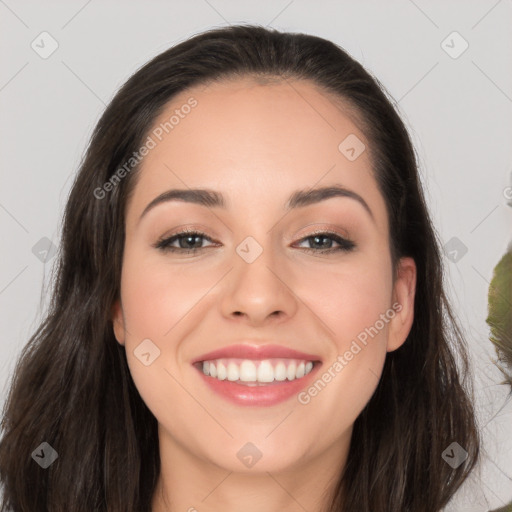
[192,343,322,364]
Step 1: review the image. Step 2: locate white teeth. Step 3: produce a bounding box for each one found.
[257,360,274,382]
[217,361,227,380]
[227,362,239,381]
[287,362,297,380]
[239,360,257,382]
[201,358,315,384]
[274,362,287,381]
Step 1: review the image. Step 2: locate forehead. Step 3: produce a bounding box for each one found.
[126,77,387,231]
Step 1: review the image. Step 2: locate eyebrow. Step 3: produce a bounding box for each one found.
[138,184,374,223]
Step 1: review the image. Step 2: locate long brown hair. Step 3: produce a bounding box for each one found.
[0,24,479,511]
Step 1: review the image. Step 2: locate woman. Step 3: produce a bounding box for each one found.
[0,24,479,511]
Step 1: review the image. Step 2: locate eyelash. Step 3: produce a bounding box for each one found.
[154,229,356,255]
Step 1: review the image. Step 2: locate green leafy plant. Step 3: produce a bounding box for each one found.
[486,244,512,388]
[486,242,512,512]
[490,504,512,512]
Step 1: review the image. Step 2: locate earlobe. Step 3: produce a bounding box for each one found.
[387,257,416,352]
[111,300,126,346]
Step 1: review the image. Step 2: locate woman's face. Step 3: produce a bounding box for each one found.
[112,77,416,475]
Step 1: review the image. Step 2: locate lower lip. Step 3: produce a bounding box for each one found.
[194,363,321,406]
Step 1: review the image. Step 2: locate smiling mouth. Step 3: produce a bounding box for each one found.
[193,358,320,386]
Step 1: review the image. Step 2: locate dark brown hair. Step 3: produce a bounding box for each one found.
[0,24,479,511]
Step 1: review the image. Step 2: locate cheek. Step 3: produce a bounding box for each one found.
[117,250,198,412]
[295,252,393,417]
[120,251,203,339]
[297,249,393,342]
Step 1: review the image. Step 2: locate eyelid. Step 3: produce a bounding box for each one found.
[290,223,351,241]
[157,224,218,240]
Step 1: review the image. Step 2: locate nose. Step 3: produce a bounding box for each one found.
[219,241,299,327]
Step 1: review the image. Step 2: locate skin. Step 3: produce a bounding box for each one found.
[112,77,416,512]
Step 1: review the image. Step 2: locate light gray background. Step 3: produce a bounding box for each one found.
[1,1,511,510]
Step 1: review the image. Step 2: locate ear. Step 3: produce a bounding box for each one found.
[111,299,126,346]
[387,256,416,352]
